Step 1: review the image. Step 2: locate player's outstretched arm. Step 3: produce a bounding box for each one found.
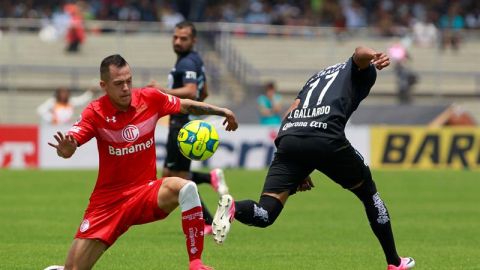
[179,99,238,131]
[353,46,390,70]
[48,131,78,158]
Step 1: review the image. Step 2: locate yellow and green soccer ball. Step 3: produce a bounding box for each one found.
[177,120,219,161]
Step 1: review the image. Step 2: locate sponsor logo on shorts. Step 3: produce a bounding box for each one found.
[80,219,90,232]
[122,125,140,142]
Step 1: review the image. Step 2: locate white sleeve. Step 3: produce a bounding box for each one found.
[70,90,93,107]
[36,97,55,123]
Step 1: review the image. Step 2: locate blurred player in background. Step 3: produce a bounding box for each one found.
[212,47,415,270]
[37,87,95,125]
[46,54,238,270]
[148,21,229,235]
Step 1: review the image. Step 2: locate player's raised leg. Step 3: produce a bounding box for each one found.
[62,238,108,270]
[157,177,212,270]
[213,192,286,244]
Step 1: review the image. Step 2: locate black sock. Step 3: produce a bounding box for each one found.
[191,172,211,185]
[234,195,283,228]
[351,180,400,266]
[201,199,213,225]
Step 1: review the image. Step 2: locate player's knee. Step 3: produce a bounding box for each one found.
[350,178,378,202]
[178,181,201,211]
[164,176,188,193]
[255,195,284,228]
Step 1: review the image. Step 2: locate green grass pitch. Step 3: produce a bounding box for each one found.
[1,169,479,269]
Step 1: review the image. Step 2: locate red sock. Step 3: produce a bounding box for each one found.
[182,206,205,262]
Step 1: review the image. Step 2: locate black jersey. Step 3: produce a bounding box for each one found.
[277,57,376,141]
[168,51,207,128]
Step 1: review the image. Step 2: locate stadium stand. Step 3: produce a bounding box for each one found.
[229,35,480,99]
[0,19,479,124]
[0,25,237,123]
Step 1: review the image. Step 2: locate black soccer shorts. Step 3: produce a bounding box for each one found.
[263,135,372,195]
[164,127,192,172]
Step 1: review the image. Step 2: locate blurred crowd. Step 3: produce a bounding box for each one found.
[1,0,479,31]
[1,0,479,52]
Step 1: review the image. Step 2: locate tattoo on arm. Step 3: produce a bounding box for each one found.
[185,103,225,116]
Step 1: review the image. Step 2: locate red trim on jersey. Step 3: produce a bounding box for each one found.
[97,113,158,143]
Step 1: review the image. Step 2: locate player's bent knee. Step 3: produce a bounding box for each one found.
[158,177,191,212]
[178,181,201,211]
[350,178,378,202]
[163,176,189,193]
[256,195,284,228]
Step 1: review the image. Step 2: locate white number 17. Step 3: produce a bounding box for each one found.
[302,70,339,109]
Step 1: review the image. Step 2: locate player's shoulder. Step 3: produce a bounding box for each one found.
[82,96,113,122]
[178,51,202,67]
[135,87,164,99]
[135,87,177,105]
[82,98,101,116]
[189,51,203,62]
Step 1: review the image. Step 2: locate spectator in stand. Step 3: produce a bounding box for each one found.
[257,81,282,126]
[37,87,95,125]
[342,0,367,30]
[64,3,86,53]
[388,41,417,104]
[464,2,480,29]
[439,3,465,51]
[160,3,184,30]
[412,11,438,48]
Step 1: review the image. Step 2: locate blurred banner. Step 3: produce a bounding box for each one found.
[39,124,98,169]
[5,124,480,170]
[371,126,480,169]
[0,125,38,168]
[0,123,369,169]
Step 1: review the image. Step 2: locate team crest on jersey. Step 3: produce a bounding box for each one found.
[80,219,90,232]
[122,125,140,142]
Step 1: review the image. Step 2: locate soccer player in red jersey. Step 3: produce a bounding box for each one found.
[47,54,238,270]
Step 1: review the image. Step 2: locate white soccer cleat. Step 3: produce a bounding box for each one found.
[43,266,64,270]
[212,194,235,244]
[210,168,229,196]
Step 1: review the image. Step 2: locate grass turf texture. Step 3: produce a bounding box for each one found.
[1,169,479,269]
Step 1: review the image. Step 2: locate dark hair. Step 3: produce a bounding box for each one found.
[175,21,197,38]
[54,87,70,101]
[266,81,276,90]
[100,54,129,81]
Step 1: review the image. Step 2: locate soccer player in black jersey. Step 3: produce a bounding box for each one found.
[149,21,229,235]
[212,46,415,270]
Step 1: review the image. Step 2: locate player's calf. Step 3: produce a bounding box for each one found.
[235,195,283,228]
[179,181,210,267]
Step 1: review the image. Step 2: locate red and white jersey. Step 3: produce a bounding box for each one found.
[68,87,180,206]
